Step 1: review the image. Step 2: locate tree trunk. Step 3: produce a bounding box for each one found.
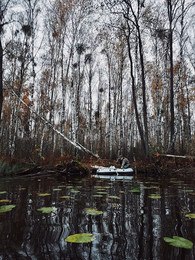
[107,54,112,158]
[88,62,93,151]
[119,54,124,155]
[126,23,147,155]
[167,0,175,153]
[0,39,3,123]
[137,27,149,156]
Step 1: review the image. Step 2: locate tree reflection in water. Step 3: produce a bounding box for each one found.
[0,175,194,259]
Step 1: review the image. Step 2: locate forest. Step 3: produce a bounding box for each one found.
[0,0,195,165]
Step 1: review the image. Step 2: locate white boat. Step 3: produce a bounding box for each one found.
[92,166,134,176]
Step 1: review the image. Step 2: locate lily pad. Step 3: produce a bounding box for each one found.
[164,236,193,249]
[0,205,16,213]
[70,189,80,193]
[0,191,7,195]
[65,233,95,243]
[0,199,11,203]
[60,196,70,199]
[85,208,103,215]
[108,196,120,199]
[37,193,51,197]
[148,194,161,199]
[170,180,184,184]
[185,213,195,219]
[120,191,125,193]
[37,207,57,213]
[53,188,62,191]
[92,195,103,198]
[130,185,140,193]
[182,190,194,193]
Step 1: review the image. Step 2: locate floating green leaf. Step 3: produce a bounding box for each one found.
[0,191,7,195]
[164,236,193,249]
[37,193,51,197]
[92,195,103,198]
[0,205,16,213]
[60,196,70,199]
[65,233,95,243]
[53,188,62,191]
[182,190,194,193]
[120,191,125,193]
[19,188,26,190]
[70,189,80,193]
[85,208,103,215]
[148,194,161,199]
[185,213,195,219]
[37,207,56,213]
[0,199,11,203]
[170,180,184,184]
[97,192,107,195]
[108,196,120,199]
[131,185,140,193]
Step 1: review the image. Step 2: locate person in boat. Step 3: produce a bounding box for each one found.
[117,155,130,169]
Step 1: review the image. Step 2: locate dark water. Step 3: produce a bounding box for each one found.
[0,173,194,260]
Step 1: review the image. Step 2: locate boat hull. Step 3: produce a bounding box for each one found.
[96,167,134,176]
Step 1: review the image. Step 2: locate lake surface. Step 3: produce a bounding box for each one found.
[0,173,194,260]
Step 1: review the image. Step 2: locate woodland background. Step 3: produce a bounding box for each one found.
[0,0,195,163]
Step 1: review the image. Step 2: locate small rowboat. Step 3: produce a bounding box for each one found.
[92,166,134,176]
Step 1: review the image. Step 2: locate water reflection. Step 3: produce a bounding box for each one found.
[0,175,194,259]
[93,175,133,181]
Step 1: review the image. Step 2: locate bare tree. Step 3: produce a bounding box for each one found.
[0,0,12,123]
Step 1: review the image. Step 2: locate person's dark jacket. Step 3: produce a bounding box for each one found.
[121,157,130,168]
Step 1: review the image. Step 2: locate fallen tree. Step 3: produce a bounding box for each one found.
[11,89,99,159]
[158,154,195,160]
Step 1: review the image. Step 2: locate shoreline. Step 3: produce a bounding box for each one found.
[0,156,195,178]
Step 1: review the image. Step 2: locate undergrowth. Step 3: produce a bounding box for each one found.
[0,161,25,176]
